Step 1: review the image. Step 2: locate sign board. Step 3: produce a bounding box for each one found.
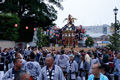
[102,41,110,44]
[102,44,107,46]
[55,44,59,47]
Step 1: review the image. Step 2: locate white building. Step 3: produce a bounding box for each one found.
[83,24,111,35]
[82,24,111,47]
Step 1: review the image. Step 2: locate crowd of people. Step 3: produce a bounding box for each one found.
[0,46,120,80]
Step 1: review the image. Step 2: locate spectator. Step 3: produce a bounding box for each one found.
[114,53,120,80]
[88,63,108,80]
[108,49,114,73]
[2,57,22,80]
[102,50,109,64]
[102,50,109,72]
[101,64,112,80]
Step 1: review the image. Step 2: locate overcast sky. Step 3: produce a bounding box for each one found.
[54,0,120,28]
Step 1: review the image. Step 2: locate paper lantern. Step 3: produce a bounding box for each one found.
[82,29,85,34]
[53,33,55,35]
[47,29,49,32]
[26,26,28,29]
[15,24,18,27]
[34,28,36,31]
[51,31,53,34]
[54,26,57,31]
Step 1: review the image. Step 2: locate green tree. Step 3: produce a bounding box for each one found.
[0,0,63,42]
[85,36,94,47]
[34,27,48,48]
[0,13,20,41]
[107,20,120,51]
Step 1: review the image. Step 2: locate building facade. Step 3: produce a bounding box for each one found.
[83,24,111,35]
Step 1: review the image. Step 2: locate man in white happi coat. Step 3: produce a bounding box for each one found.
[15,52,26,70]
[56,50,70,75]
[2,57,22,80]
[66,54,78,80]
[24,52,41,80]
[39,56,65,80]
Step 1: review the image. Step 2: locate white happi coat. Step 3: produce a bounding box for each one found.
[40,65,65,80]
[66,60,78,79]
[24,61,41,79]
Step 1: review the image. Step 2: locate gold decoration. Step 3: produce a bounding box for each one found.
[68,24,72,27]
[66,28,68,30]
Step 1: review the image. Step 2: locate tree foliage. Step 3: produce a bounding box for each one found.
[0,0,63,42]
[34,27,49,48]
[85,36,94,47]
[107,20,120,51]
[0,13,20,41]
